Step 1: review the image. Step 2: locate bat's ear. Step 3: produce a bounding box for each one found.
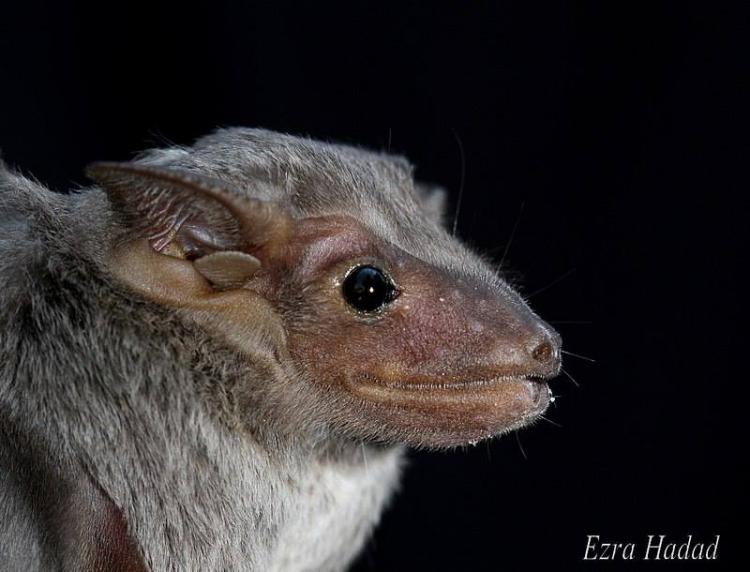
[87,162,292,290]
[414,182,449,228]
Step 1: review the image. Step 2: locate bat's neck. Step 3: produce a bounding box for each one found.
[83,409,403,570]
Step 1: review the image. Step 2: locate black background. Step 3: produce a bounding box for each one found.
[1,1,746,570]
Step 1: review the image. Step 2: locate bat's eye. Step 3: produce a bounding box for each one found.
[342,265,398,313]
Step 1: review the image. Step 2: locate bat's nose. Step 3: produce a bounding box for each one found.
[526,329,562,378]
[478,320,562,381]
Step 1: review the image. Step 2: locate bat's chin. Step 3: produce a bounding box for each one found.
[343,374,552,448]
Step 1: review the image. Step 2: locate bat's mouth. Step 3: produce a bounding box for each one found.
[344,372,552,445]
[349,373,549,406]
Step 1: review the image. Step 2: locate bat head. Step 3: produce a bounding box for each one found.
[88,129,560,448]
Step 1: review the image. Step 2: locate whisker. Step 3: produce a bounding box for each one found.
[451,129,466,237]
[514,432,527,460]
[560,367,580,387]
[499,201,526,268]
[526,268,576,299]
[549,320,593,325]
[387,127,392,153]
[540,415,562,428]
[361,442,369,477]
[562,349,596,363]
[146,128,178,149]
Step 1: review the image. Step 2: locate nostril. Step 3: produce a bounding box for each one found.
[531,340,554,363]
[527,330,562,376]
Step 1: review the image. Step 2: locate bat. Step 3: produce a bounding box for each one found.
[0,128,560,570]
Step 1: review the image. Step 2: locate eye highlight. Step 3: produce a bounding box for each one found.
[342,265,398,313]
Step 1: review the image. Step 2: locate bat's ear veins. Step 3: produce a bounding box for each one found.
[86,161,292,268]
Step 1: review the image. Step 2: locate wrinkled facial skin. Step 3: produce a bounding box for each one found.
[264,216,562,448]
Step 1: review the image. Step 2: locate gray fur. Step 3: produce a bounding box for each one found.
[0,128,504,570]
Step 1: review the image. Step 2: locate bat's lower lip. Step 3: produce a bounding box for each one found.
[524,378,550,408]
